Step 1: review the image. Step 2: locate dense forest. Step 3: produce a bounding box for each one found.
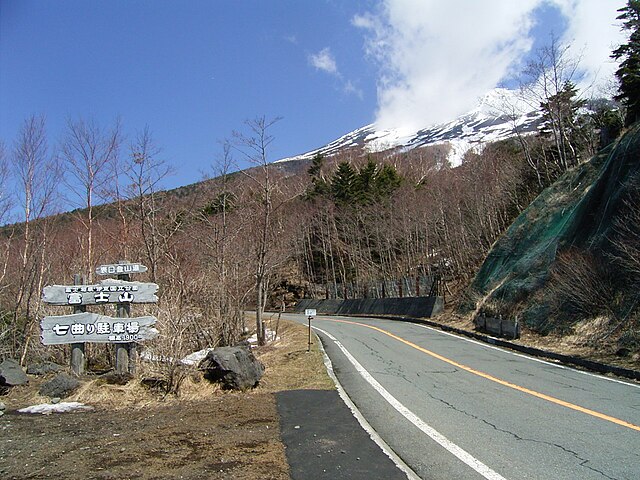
[1,2,639,377]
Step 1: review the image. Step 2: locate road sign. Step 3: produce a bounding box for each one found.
[96,263,148,276]
[41,312,158,345]
[305,309,316,352]
[42,279,159,306]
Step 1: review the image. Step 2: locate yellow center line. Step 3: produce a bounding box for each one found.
[324,317,640,433]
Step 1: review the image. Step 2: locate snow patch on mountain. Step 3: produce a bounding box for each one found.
[277,88,540,167]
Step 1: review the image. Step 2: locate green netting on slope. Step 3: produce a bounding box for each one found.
[468,124,640,325]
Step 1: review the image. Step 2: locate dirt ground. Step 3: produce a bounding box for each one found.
[0,318,334,480]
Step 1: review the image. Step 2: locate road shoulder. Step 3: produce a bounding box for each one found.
[276,389,408,480]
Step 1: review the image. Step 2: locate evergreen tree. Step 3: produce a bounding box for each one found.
[539,80,585,169]
[305,153,329,199]
[612,0,640,126]
[356,158,379,204]
[202,191,236,216]
[587,98,624,148]
[331,162,358,204]
[375,164,403,197]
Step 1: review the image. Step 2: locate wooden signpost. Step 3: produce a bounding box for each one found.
[41,261,158,375]
[42,280,158,306]
[96,262,147,276]
[40,313,158,345]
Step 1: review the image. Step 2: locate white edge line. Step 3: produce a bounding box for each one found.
[313,327,421,480]
[314,325,508,480]
[413,323,640,389]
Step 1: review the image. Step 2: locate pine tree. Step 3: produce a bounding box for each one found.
[305,153,329,199]
[375,164,403,198]
[539,80,585,169]
[331,162,358,204]
[356,159,378,204]
[612,0,640,126]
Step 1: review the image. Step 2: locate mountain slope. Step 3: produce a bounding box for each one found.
[277,88,541,166]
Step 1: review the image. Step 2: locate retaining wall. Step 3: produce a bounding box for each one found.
[474,314,520,339]
[294,296,443,318]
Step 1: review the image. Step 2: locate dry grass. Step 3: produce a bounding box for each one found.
[255,317,335,392]
[434,310,640,371]
[2,319,333,413]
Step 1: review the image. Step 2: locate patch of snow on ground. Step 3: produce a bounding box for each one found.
[247,328,279,345]
[140,351,175,364]
[181,348,215,366]
[366,126,417,152]
[143,334,277,366]
[18,402,94,415]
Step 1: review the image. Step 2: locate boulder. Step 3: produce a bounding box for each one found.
[39,373,81,399]
[198,345,264,391]
[26,361,62,376]
[0,359,29,387]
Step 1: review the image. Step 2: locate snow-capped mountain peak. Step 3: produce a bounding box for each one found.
[277,88,540,167]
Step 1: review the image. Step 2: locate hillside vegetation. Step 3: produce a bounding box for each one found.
[3,4,640,377]
[1,110,630,374]
[468,125,640,356]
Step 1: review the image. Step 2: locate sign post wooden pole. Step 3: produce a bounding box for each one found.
[42,260,157,376]
[116,261,133,374]
[70,274,86,375]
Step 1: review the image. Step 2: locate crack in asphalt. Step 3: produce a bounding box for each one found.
[420,390,622,479]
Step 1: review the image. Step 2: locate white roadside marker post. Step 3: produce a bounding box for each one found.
[305,309,316,352]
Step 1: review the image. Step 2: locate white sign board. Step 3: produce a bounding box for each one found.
[42,279,158,306]
[304,309,317,317]
[96,263,148,276]
[41,312,158,345]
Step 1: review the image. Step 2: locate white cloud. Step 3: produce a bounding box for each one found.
[555,0,626,92]
[308,47,364,99]
[309,47,338,75]
[343,79,364,99]
[355,0,626,132]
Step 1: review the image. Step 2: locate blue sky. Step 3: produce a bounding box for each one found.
[0,0,626,198]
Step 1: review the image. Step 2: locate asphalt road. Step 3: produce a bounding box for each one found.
[281,313,640,480]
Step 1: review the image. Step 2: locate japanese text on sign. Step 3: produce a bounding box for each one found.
[96,263,147,276]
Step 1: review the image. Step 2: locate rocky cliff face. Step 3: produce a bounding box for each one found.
[467,124,640,333]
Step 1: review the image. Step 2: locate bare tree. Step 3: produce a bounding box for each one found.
[0,142,13,357]
[520,35,584,173]
[0,142,12,225]
[233,116,294,346]
[9,115,60,360]
[61,117,121,280]
[124,127,173,282]
[197,140,247,344]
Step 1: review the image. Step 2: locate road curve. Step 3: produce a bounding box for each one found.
[281,313,640,480]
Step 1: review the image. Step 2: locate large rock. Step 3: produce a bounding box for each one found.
[39,373,81,398]
[26,361,62,376]
[0,359,29,387]
[198,345,264,391]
